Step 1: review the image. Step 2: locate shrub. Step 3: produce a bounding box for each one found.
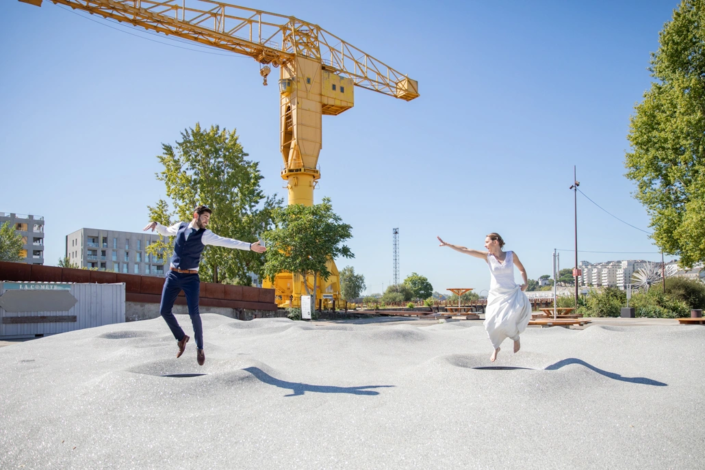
[629,289,689,318]
[424,297,434,307]
[407,302,415,309]
[286,307,319,321]
[664,277,705,310]
[381,292,405,304]
[286,307,301,320]
[556,296,577,308]
[582,288,626,317]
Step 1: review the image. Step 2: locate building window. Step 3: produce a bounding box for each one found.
[33,224,43,232]
[134,264,140,274]
[102,237,108,248]
[88,250,98,261]
[113,264,120,272]
[15,223,28,231]
[87,237,99,248]
[136,252,142,262]
[101,250,106,260]
[112,251,117,261]
[137,240,142,251]
[122,264,128,274]
[32,250,42,259]
[306,77,311,84]
[100,262,106,270]
[113,238,117,249]
[145,265,150,275]
[156,266,164,275]
[340,86,344,93]
[125,240,129,250]
[124,252,129,262]
[332,84,336,91]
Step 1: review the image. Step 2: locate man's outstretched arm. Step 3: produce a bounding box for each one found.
[203,231,267,253]
[143,222,180,236]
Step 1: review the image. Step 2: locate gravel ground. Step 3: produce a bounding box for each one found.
[0,314,703,469]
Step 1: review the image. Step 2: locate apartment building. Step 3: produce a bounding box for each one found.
[600,261,621,287]
[0,212,44,265]
[66,228,171,276]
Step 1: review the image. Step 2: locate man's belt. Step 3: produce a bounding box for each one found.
[171,267,198,274]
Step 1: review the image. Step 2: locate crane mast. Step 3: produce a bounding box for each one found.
[19,0,419,307]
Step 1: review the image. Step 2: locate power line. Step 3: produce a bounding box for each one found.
[577,188,652,235]
[57,5,247,58]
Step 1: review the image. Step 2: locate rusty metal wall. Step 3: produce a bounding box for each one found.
[0,282,125,338]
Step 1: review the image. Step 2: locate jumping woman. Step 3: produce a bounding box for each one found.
[437,233,532,362]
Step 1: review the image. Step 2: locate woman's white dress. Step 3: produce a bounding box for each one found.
[484,251,532,349]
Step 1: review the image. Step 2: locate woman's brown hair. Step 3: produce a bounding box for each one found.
[486,232,505,248]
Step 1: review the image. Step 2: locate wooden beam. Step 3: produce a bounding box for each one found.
[2,315,77,324]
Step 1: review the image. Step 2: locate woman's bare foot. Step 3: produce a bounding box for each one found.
[490,348,500,362]
[514,339,521,353]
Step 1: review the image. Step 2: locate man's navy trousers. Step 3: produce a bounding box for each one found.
[159,270,203,350]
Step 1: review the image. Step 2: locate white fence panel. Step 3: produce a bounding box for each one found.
[0,282,125,338]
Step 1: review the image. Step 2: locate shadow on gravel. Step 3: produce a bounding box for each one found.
[545,358,667,386]
[243,367,395,397]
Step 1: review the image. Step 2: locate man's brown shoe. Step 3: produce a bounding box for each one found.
[176,335,190,358]
[197,349,205,366]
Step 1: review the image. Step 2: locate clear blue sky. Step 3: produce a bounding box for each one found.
[1,0,681,295]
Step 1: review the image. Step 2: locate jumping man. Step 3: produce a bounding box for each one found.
[143,205,266,365]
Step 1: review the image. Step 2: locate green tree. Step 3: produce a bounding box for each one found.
[447,290,480,304]
[558,268,575,285]
[0,221,23,262]
[403,272,433,300]
[526,279,540,291]
[539,274,551,280]
[381,284,413,304]
[151,123,282,284]
[339,266,366,301]
[263,197,353,310]
[57,257,78,269]
[626,0,705,268]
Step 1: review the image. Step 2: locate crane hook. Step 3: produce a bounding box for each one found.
[260,66,271,86]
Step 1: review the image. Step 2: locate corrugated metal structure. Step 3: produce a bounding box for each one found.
[0,282,125,338]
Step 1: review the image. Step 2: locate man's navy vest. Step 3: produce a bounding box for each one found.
[171,222,206,270]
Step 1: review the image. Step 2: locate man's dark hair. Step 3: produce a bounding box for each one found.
[194,205,212,215]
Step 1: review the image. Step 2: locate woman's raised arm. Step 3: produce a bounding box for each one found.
[437,236,488,260]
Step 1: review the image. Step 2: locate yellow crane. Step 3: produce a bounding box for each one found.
[19,0,419,308]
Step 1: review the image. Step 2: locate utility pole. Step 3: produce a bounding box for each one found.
[569,166,580,308]
[393,228,400,286]
[553,249,559,319]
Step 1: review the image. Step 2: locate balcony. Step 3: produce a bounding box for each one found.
[87,242,99,248]
[87,255,98,261]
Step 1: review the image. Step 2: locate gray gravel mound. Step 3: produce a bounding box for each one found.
[1,314,703,469]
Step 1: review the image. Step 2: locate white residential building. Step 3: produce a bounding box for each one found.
[600,261,621,287]
[65,228,171,276]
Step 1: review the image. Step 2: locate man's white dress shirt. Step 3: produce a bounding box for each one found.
[154,221,251,272]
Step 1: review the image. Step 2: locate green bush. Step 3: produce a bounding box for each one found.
[286,307,301,320]
[424,297,434,307]
[407,302,415,309]
[664,277,705,310]
[582,287,626,317]
[556,296,577,308]
[629,289,689,318]
[381,292,404,304]
[286,307,319,320]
